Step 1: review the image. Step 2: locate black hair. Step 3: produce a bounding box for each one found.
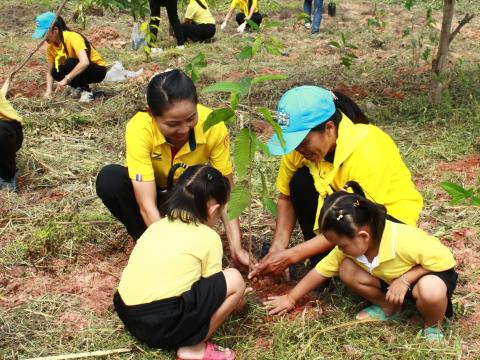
[310,90,369,133]
[194,0,207,10]
[159,164,231,224]
[146,69,198,117]
[53,16,93,60]
[319,192,386,245]
[342,180,366,198]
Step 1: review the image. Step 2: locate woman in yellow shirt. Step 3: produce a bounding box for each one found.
[264,192,457,342]
[249,86,422,279]
[96,69,251,267]
[221,0,262,33]
[0,93,23,191]
[115,165,249,359]
[32,12,106,103]
[182,0,216,42]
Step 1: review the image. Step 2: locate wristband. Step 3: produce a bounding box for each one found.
[400,274,411,290]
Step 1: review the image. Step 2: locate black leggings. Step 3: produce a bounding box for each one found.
[149,0,185,46]
[181,23,215,42]
[289,167,403,267]
[0,119,23,181]
[235,12,263,27]
[51,58,106,91]
[96,164,166,240]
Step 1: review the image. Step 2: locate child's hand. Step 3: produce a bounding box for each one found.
[221,21,227,30]
[264,294,295,315]
[386,277,409,305]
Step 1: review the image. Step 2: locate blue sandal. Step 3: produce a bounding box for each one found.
[356,305,399,321]
[422,327,445,342]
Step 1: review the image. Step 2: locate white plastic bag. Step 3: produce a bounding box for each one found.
[104,61,144,82]
[131,22,146,51]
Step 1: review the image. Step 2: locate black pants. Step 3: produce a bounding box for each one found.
[149,0,185,46]
[235,12,263,27]
[290,167,404,268]
[181,23,215,42]
[0,119,23,181]
[51,58,106,92]
[96,164,166,240]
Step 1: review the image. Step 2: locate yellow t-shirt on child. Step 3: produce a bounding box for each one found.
[118,218,223,305]
[185,0,215,25]
[315,220,456,284]
[47,30,106,68]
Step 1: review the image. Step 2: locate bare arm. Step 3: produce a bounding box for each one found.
[132,180,161,227]
[386,265,430,305]
[270,193,296,252]
[45,63,54,97]
[264,269,328,315]
[246,3,256,19]
[55,50,90,92]
[222,8,235,24]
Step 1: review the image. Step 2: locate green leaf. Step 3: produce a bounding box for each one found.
[404,0,414,11]
[203,108,235,132]
[202,81,242,94]
[251,74,288,85]
[230,92,240,111]
[239,46,253,59]
[264,43,282,56]
[471,196,480,206]
[297,12,309,21]
[255,138,271,156]
[345,44,359,50]
[262,197,278,217]
[440,181,470,204]
[191,52,207,68]
[234,128,256,178]
[239,77,252,97]
[257,107,286,149]
[341,33,347,45]
[252,36,263,56]
[228,183,250,220]
[245,18,260,31]
[328,41,341,49]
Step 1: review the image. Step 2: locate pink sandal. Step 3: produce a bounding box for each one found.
[176,342,235,360]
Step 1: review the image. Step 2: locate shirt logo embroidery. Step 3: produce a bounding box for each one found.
[152,152,162,161]
[135,174,143,182]
[276,111,289,129]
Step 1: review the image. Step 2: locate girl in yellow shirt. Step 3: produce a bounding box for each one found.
[221,0,262,33]
[32,12,106,103]
[182,0,216,42]
[264,192,457,342]
[115,165,249,359]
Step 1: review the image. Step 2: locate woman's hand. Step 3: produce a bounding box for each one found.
[55,77,69,93]
[264,294,296,315]
[248,249,292,279]
[385,277,409,305]
[221,21,227,30]
[237,22,246,33]
[230,246,257,268]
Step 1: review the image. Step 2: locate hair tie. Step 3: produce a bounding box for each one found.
[336,214,344,221]
[207,173,213,181]
[353,200,360,207]
[330,90,338,101]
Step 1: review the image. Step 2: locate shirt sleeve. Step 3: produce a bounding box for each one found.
[184,2,197,20]
[397,232,456,272]
[250,0,258,11]
[202,235,223,277]
[126,117,156,182]
[230,0,238,9]
[47,45,55,64]
[314,247,346,278]
[207,122,233,176]
[67,32,88,57]
[275,152,302,196]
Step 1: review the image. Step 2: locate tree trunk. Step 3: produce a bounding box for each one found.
[429,0,455,105]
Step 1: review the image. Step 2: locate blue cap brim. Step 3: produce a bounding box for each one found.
[267,129,311,156]
[32,28,48,39]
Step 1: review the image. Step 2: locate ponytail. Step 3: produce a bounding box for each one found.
[319,192,386,245]
[54,16,92,61]
[332,90,369,124]
[194,0,207,10]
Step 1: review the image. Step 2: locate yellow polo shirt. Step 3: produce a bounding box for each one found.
[126,104,232,187]
[276,115,423,231]
[230,0,258,16]
[47,30,106,68]
[0,93,22,124]
[118,218,223,305]
[185,0,215,25]
[315,221,456,283]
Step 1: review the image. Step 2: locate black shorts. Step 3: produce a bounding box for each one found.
[380,268,457,318]
[114,271,227,349]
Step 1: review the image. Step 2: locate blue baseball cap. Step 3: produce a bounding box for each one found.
[32,12,56,39]
[267,86,336,156]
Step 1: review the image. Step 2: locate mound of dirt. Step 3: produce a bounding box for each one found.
[87,26,120,47]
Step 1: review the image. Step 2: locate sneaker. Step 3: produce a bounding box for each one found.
[0,176,17,192]
[79,90,94,103]
[176,45,185,50]
[150,47,163,54]
[310,31,322,38]
[305,22,312,29]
